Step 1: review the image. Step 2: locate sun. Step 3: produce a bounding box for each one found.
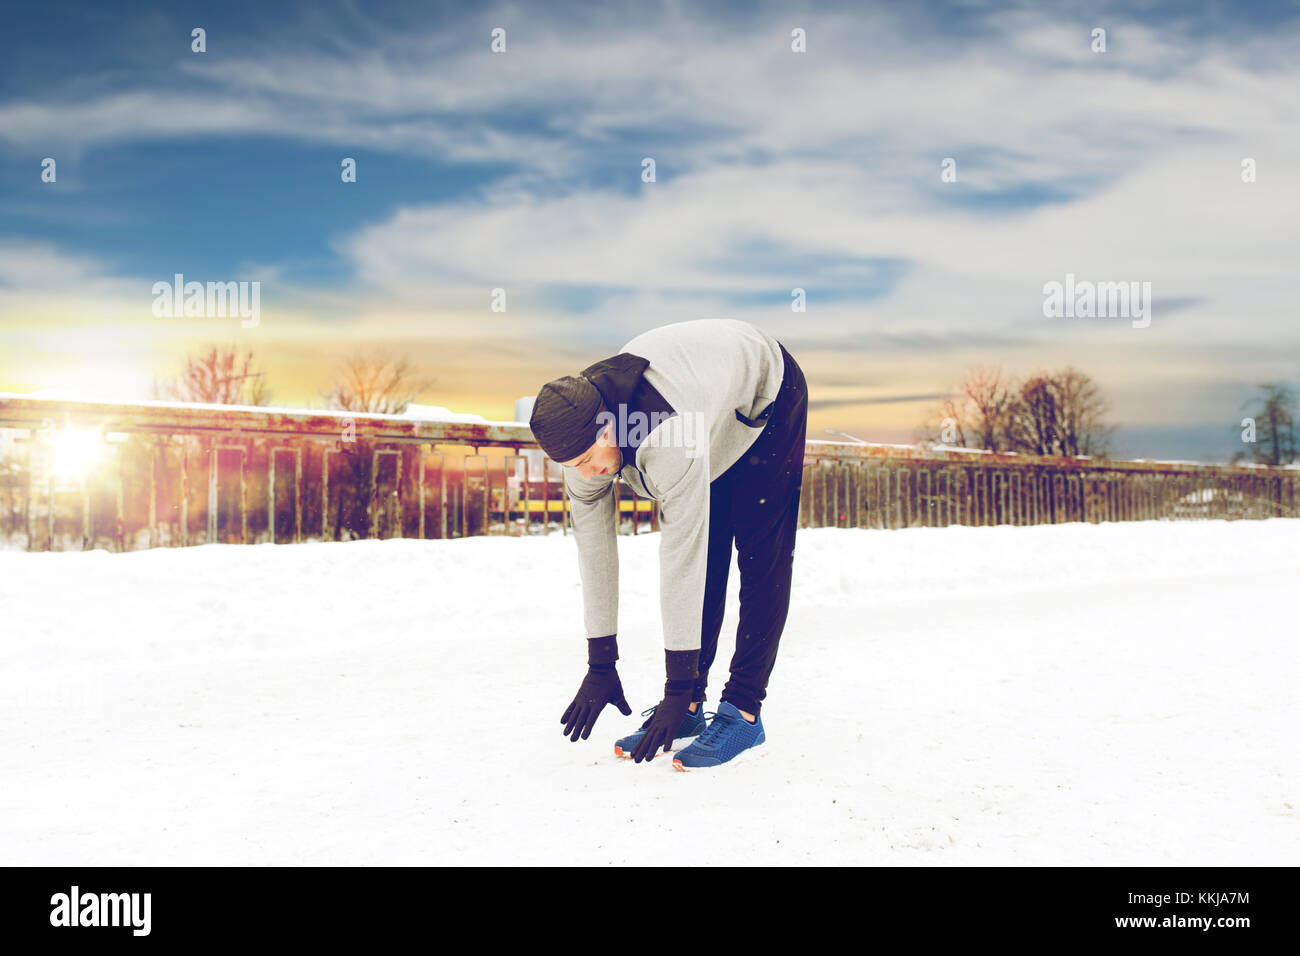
[50,429,108,480]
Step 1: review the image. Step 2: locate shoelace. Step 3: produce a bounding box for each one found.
[694,710,736,747]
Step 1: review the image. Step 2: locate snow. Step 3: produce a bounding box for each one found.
[400,403,490,423]
[0,390,308,417]
[2,518,1297,865]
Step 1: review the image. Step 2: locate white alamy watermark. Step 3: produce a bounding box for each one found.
[595,405,709,459]
[50,886,151,936]
[152,273,260,328]
[1042,273,1151,328]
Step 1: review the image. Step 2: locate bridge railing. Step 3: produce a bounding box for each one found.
[1,394,1295,551]
[801,440,1299,529]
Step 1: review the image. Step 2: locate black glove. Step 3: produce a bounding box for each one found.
[560,635,632,742]
[630,648,701,763]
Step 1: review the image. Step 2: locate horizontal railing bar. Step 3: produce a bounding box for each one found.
[0,396,529,447]
[803,441,1296,478]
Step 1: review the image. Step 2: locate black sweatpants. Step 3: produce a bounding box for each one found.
[693,342,808,716]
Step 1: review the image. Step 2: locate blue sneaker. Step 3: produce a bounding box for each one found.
[671,701,766,771]
[614,703,706,759]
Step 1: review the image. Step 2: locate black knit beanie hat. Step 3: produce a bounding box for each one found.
[529,374,608,463]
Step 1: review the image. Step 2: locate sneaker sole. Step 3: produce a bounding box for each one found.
[672,740,767,772]
[614,731,702,760]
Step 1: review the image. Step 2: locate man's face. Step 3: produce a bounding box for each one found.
[559,420,622,480]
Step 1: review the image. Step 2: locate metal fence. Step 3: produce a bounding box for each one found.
[1,394,1295,551]
[801,441,1299,529]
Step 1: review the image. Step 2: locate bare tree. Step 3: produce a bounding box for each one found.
[962,365,1015,451]
[320,351,433,540]
[1052,366,1113,456]
[1007,375,1060,455]
[152,344,271,406]
[918,365,1016,451]
[1006,367,1112,457]
[922,365,1111,457]
[1234,383,1297,466]
[323,352,430,415]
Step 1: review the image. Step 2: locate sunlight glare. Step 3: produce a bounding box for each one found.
[50,429,107,480]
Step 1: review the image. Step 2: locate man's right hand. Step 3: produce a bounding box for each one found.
[560,664,632,742]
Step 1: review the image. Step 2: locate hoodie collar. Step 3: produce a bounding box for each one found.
[580,351,676,465]
[580,352,651,414]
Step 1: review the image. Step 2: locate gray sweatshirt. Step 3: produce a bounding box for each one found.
[562,319,786,652]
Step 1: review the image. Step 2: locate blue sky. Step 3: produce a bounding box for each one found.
[2,0,1298,460]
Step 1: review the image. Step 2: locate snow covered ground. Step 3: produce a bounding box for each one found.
[2,518,1297,865]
